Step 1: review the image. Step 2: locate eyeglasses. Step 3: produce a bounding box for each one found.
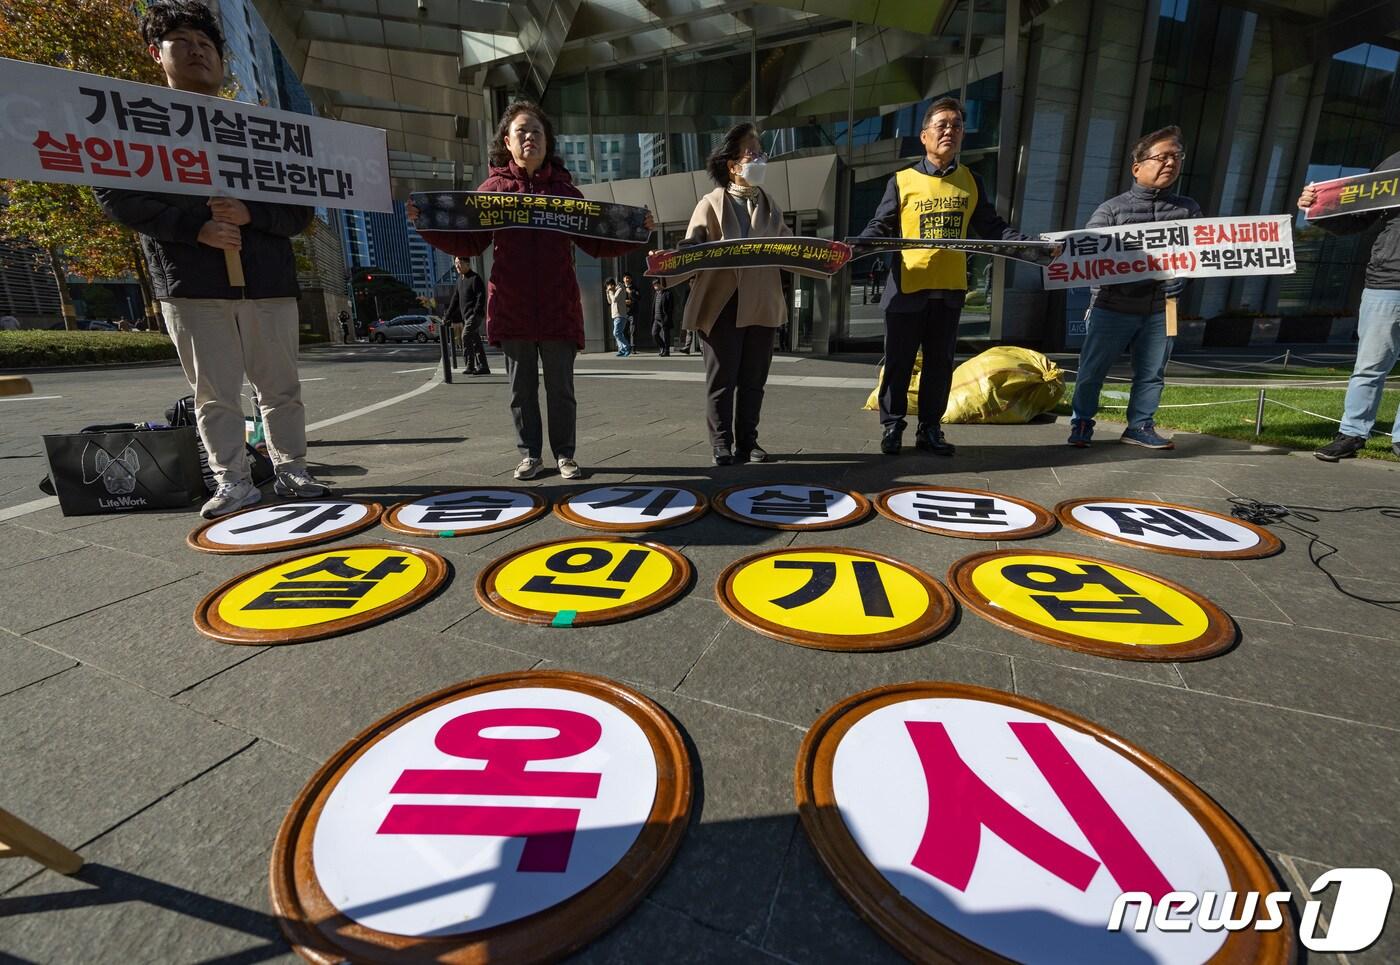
[926,122,965,134]
[1143,152,1186,165]
[739,152,768,163]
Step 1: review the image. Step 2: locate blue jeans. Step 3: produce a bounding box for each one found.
[1071,306,1171,429]
[612,316,631,354]
[1340,288,1400,442]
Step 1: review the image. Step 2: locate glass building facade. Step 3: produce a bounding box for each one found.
[466,0,1400,352]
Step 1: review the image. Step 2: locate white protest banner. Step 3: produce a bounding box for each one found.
[0,56,391,212]
[1041,214,1295,290]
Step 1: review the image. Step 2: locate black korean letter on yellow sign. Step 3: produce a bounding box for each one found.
[195,544,449,645]
[717,547,954,651]
[476,537,693,627]
[948,550,1235,661]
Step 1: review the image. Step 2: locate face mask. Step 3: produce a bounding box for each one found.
[737,159,767,186]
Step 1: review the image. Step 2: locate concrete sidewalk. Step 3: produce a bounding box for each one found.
[1,348,1397,963]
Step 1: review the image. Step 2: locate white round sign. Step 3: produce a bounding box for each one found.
[715,484,869,530]
[1060,499,1275,557]
[195,500,374,550]
[830,696,1232,964]
[388,489,543,536]
[555,485,705,531]
[311,686,658,937]
[883,489,1039,535]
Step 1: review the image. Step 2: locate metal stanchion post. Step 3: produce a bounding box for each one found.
[1283,349,1290,370]
[1255,389,1265,436]
[439,321,453,384]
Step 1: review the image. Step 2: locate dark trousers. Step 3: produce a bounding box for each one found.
[652,321,671,355]
[879,299,962,429]
[501,339,576,460]
[463,326,489,372]
[700,297,774,450]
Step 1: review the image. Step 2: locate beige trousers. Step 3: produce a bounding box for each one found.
[162,297,306,485]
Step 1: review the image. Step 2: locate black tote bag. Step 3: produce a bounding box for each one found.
[42,424,206,516]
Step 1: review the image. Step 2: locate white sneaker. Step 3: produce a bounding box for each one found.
[201,479,261,519]
[558,457,582,480]
[514,457,544,480]
[273,468,332,498]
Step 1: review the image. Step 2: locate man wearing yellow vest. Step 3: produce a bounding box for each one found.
[856,97,1031,455]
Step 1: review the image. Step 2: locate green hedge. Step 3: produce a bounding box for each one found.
[0,331,178,368]
[1,329,330,367]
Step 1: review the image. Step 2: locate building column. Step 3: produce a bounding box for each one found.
[989,0,1023,343]
[1119,0,1161,194]
[1265,57,1329,314]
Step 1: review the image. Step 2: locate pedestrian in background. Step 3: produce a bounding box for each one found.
[1068,125,1202,451]
[651,278,672,356]
[623,273,639,350]
[409,101,650,480]
[607,277,631,356]
[95,0,330,518]
[444,256,489,375]
[1298,149,1400,462]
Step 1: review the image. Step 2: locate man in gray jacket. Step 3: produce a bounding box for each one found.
[95,0,329,517]
[1068,125,1202,450]
[1298,151,1400,461]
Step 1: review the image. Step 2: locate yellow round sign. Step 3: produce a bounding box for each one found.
[195,544,448,645]
[948,550,1234,661]
[716,547,954,651]
[476,537,692,626]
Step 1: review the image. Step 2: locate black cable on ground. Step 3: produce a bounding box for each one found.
[1229,497,1400,611]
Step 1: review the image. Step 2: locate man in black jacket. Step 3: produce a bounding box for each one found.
[1298,153,1400,461]
[650,279,672,356]
[94,0,328,518]
[854,97,1032,456]
[1068,125,1202,451]
[443,256,489,375]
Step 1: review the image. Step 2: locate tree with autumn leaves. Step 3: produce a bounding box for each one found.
[0,0,166,328]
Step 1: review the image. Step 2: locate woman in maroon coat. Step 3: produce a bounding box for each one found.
[414,101,651,479]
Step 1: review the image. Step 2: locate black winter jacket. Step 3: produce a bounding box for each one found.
[651,288,672,327]
[444,271,486,329]
[94,188,310,300]
[1312,152,1400,291]
[1086,182,1203,315]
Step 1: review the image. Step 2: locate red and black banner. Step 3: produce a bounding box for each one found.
[1304,169,1400,221]
[844,236,1061,267]
[645,236,853,277]
[410,191,652,245]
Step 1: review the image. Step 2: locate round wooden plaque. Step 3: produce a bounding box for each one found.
[553,485,708,532]
[712,483,871,531]
[947,549,1236,661]
[271,669,693,964]
[1055,497,1283,559]
[194,543,448,645]
[382,488,547,538]
[795,681,1295,965]
[188,499,383,554]
[476,536,692,627]
[874,486,1056,540]
[715,546,955,651]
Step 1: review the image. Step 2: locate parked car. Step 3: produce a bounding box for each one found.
[369,315,440,343]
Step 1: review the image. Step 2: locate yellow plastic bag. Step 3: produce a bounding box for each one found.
[863,346,1065,424]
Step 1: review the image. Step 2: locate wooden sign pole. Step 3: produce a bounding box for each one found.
[0,808,83,875]
[224,249,246,288]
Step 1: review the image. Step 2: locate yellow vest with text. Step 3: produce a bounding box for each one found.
[896,165,978,292]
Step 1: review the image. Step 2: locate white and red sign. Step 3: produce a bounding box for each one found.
[798,685,1290,964]
[1042,215,1295,290]
[0,56,391,211]
[312,686,657,936]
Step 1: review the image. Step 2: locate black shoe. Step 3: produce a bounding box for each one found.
[880,424,903,455]
[1393,441,1400,458]
[474,369,491,376]
[1315,433,1366,462]
[734,445,769,464]
[462,367,477,375]
[713,446,733,466]
[915,424,955,456]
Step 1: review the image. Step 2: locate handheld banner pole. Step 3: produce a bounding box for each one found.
[1165,297,1178,337]
[224,249,245,288]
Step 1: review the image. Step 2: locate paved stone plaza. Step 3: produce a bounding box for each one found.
[1,346,1397,963]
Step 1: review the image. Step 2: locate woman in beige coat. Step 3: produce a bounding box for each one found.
[672,123,796,465]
